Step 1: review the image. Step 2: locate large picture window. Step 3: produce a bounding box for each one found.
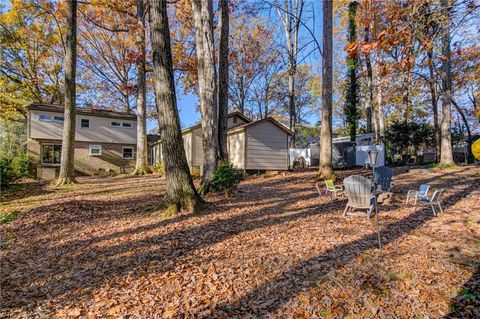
[41,144,62,164]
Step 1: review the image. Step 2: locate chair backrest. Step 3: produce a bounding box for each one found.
[343,175,373,208]
[430,189,443,202]
[325,180,335,190]
[418,184,430,197]
[373,166,393,191]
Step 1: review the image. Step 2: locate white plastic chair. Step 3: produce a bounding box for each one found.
[343,175,375,218]
[415,189,444,216]
[406,184,430,204]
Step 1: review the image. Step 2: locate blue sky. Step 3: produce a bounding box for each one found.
[165,0,325,132]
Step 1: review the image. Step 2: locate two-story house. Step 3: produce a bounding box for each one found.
[27,103,137,179]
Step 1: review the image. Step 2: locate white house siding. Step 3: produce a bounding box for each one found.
[192,127,204,167]
[150,143,162,165]
[245,121,289,170]
[29,110,137,144]
[227,132,245,169]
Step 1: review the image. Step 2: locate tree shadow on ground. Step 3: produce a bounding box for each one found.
[444,267,480,318]
[0,180,52,205]
[1,168,477,315]
[209,181,479,316]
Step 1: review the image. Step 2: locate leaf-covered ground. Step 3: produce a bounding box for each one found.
[1,166,479,318]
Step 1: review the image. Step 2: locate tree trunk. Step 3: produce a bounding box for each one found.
[56,0,77,186]
[402,70,411,122]
[452,99,473,163]
[288,67,296,147]
[427,48,440,161]
[217,0,229,162]
[192,0,218,192]
[276,0,304,148]
[148,0,204,214]
[376,81,385,142]
[318,0,334,180]
[439,0,454,165]
[364,20,373,133]
[133,0,151,175]
[375,59,385,143]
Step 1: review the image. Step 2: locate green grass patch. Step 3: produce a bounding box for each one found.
[0,210,20,223]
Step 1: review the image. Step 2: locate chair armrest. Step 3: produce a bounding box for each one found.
[335,185,343,191]
[407,190,418,195]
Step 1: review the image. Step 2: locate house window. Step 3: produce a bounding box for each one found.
[54,116,64,122]
[38,114,52,121]
[41,144,62,164]
[89,145,102,156]
[122,147,134,159]
[81,119,90,128]
[111,121,121,127]
[233,116,237,124]
[122,122,132,128]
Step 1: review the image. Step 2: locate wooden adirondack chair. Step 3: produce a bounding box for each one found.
[343,175,375,218]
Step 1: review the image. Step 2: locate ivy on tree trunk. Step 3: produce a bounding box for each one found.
[344,1,359,143]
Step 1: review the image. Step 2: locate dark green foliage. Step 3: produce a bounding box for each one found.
[295,125,320,148]
[343,1,359,142]
[0,154,32,187]
[211,162,247,197]
[0,157,15,187]
[385,121,435,158]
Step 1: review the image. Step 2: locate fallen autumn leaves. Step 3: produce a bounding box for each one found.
[0,166,479,318]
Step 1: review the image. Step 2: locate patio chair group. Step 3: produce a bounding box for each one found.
[316,166,445,217]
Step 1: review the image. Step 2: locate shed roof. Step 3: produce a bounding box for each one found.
[228,117,293,136]
[181,111,252,134]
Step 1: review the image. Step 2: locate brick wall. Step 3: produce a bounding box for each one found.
[28,139,136,179]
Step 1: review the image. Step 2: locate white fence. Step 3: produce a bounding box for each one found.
[289,148,311,167]
[289,144,386,168]
[356,145,385,167]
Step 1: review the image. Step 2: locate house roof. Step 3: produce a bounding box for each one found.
[181,111,252,134]
[147,134,161,145]
[228,117,293,136]
[27,103,137,120]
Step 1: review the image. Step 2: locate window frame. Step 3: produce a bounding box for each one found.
[111,121,121,127]
[122,122,132,128]
[53,115,64,122]
[122,147,134,159]
[41,143,62,165]
[89,144,102,156]
[80,118,90,128]
[38,114,52,121]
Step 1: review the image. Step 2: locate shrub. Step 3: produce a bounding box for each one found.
[0,154,32,187]
[0,157,14,187]
[11,153,31,177]
[150,162,165,175]
[211,162,247,197]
